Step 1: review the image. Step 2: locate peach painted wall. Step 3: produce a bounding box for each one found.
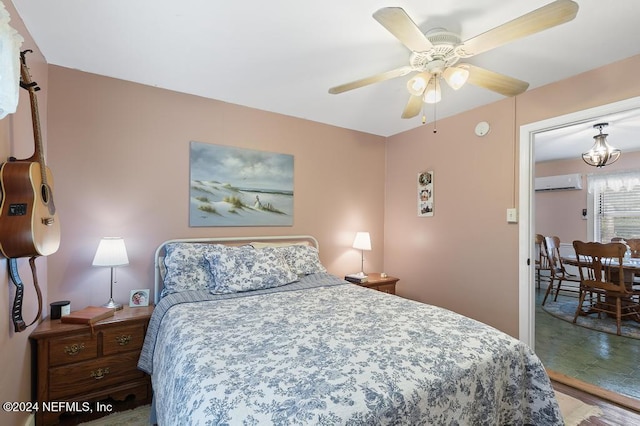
[0,2,48,425]
[535,151,640,244]
[45,66,387,310]
[385,54,640,337]
[384,99,521,332]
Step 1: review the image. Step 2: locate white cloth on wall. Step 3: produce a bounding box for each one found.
[0,1,24,119]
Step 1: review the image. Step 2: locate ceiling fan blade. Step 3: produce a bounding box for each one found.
[464,64,529,97]
[401,95,423,119]
[461,0,579,57]
[328,66,413,94]
[373,7,433,53]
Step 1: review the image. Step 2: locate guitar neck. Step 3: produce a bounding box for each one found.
[18,50,56,218]
[27,88,48,185]
[19,52,49,188]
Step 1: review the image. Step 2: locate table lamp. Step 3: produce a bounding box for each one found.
[92,237,129,310]
[352,232,371,278]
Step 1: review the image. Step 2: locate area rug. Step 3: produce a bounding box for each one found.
[542,299,640,339]
[78,404,150,426]
[77,394,601,425]
[555,390,603,426]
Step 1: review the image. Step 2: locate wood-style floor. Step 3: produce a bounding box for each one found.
[535,281,640,424]
[552,375,640,425]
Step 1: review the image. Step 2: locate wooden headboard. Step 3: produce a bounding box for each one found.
[153,235,319,304]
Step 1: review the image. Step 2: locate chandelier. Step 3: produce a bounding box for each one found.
[581,123,621,168]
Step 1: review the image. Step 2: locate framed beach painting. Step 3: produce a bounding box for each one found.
[418,171,434,217]
[189,141,294,227]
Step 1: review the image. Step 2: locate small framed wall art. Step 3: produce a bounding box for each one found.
[418,171,434,217]
[129,289,150,307]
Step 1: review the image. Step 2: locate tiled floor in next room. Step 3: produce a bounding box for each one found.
[534,283,640,400]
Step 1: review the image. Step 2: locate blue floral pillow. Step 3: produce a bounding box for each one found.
[206,246,298,294]
[279,245,327,275]
[161,243,219,297]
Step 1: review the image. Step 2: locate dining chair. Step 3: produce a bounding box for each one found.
[611,237,640,257]
[535,234,551,288]
[611,237,640,288]
[628,239,640,289]
[541,236,581,305]
[572,240,640,336]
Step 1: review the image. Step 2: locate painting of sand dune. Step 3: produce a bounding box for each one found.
[190,141,294,227]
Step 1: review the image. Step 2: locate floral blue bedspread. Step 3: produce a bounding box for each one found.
[139,273,562,425]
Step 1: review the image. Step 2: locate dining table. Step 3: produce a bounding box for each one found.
[561,254,640,283]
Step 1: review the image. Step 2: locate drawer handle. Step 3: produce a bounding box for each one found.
[64,343,85,356]
[91,367,110,380]
[115,334,131,346]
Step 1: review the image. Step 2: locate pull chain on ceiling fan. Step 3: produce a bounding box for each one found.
[328,0,579,120]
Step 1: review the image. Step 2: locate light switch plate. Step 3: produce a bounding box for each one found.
[507,208,518,223]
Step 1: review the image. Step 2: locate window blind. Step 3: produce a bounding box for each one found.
[593,171,640,242]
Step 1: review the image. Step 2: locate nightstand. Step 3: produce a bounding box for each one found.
[354,273,399,294]
[29,305,153,426]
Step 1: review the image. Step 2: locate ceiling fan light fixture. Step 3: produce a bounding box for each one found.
[443,66,469,90]
[423,78,441,104]
[329,3,579,120]
[581,123,621,168]
[407,74,428,96]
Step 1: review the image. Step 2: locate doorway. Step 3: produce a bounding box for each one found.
[518,95,640,403]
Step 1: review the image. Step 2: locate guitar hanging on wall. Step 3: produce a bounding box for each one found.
[0,50,60,332]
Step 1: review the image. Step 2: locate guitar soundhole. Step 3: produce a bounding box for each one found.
[41,184,49,204]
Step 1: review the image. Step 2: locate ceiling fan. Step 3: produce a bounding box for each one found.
[328,0,579,119]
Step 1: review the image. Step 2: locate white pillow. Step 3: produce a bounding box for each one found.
[206,245,298,294]
[161,243,219,297]
[250,241,310,249]
[278,245,327,275]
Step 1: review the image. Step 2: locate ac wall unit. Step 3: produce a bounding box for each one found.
[534,173,582,192]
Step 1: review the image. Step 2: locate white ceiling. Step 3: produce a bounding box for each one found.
[534,108,640,163]
[10,0,640,160]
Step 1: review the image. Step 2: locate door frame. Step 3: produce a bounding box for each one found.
[518,95,640,348]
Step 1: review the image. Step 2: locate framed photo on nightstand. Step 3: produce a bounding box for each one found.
[129,289,150,307]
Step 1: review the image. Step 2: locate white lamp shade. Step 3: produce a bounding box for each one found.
[443,66,469,90]
[92,237,129,267]
[423,78,442,104]
[352,232,372,251]
[406,73,429,96]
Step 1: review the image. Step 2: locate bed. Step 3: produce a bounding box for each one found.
[138,235,562,425]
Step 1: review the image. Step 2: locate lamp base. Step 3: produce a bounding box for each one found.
[103,298,123,311]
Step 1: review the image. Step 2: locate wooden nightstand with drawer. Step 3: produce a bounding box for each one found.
[355,273,399,294]
[29,305,153,426]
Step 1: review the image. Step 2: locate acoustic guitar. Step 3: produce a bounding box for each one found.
[0,50,60,258]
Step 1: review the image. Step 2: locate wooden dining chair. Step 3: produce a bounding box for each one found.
[541,236,581,305]
[572,240,640,336]
[628,239,640,289]
[611,237,640,258]
[628,239,640,258]
[612,237,640,288]
[535,234,551,288]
